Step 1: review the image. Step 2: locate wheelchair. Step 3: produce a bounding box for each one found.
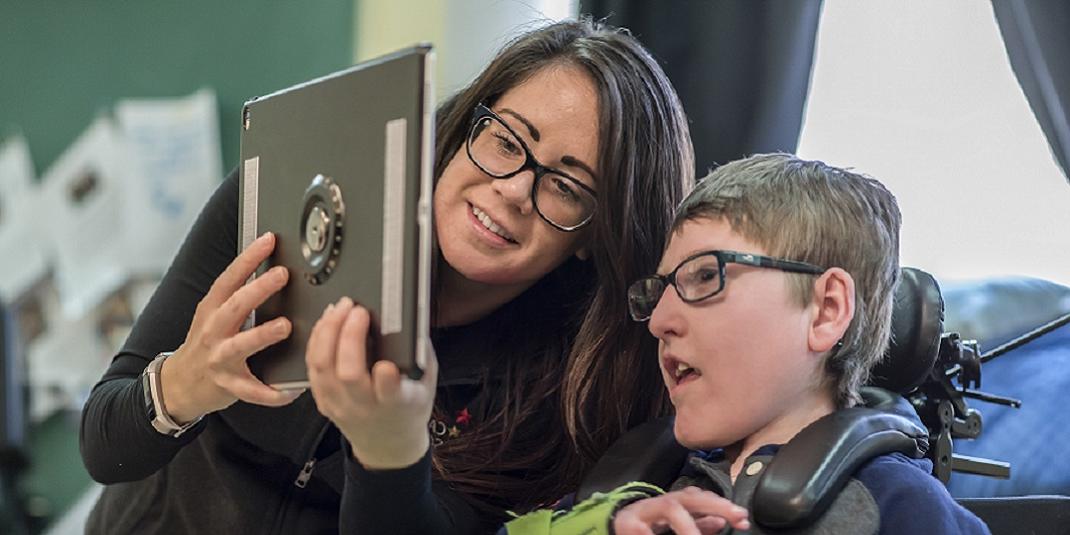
[577,268,1070,534]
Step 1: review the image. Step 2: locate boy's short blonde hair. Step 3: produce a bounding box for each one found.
[673,153,901,407]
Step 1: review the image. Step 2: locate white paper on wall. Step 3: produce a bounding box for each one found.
[115,88,223,274]
[0,135,49,303]
[39,116,128,320]
[25,311,112,422]
[0,134,34,198]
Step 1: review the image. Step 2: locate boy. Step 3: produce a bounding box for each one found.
[504,154,989,534]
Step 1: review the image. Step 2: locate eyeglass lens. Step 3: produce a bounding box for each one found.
[628,254,724,320]
[467,114,595,229]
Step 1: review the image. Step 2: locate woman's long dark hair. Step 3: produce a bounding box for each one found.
[430,18,694,518]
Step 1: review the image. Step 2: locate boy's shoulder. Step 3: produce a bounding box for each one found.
[854,452,991,534]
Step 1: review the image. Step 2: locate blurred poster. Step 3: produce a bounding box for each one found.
[115,88,222,274]
[39,116,127,319]
[38,90,222,319]
[0,133,34,198]
[0,135,49,303]
[25,307,112,421]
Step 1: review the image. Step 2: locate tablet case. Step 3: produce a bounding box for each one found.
[238,46,434,388]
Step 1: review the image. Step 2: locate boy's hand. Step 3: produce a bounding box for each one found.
[613,487,750,535]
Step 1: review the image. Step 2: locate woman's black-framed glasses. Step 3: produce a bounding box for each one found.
[465,103,597,232]
[627,250,827,321]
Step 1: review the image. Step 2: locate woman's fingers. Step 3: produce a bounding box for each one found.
[210,265,289,336]
[222,370,303,407]
[302,298,434,470]
[306,298,360,419]
[198,318,298,408]
[218,317,291,362]
[305,304,331,372]
[202,232,276,311]
[306,298,354,372]
[370,359,402,403]
[335,305,371,382]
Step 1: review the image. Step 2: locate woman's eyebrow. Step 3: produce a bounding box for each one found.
[499,108,540,142]
[561,155,597,181]
[500,108,597,181]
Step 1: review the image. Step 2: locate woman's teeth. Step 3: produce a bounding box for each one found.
[472,206,515,242]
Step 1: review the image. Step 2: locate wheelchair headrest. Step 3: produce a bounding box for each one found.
[868,267,945,394]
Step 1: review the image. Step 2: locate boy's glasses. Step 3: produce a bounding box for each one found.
[465,104,598,232]
[627,250,827,321]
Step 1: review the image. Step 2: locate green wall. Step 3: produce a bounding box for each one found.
[0,1,356,175]
[0,2,355,528]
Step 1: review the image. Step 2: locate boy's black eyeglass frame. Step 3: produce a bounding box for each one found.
[465,103,598,232]
[628,250,827,321]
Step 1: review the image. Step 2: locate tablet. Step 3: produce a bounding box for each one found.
[238,46,434,389]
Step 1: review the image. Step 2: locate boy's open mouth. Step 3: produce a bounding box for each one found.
[664,356,702,387]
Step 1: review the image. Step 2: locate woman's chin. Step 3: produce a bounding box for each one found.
[443,257,530,288]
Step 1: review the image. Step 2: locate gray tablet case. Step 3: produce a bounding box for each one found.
[238,46,434,389]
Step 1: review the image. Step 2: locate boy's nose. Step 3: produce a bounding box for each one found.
[648,286,684,339]
[491,170,535,215]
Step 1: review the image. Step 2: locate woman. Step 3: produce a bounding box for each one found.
[80,18,694,533]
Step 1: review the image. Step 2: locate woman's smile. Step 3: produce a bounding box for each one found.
[468,203,518,246]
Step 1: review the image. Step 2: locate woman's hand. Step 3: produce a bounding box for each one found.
[160,232,302,423]
[306,297,438,470]
[613,487,750,535]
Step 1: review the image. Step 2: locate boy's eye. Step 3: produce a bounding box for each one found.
[696,268,718,282]
[687,268,718,284]
[680,263,720,291]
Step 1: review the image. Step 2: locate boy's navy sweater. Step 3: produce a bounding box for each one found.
[500,402,991,535]
[669,445,991,534]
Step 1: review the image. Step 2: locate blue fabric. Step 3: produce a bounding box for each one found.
[940,277,1070,351]
[499,432,990,533]
[651,442,986,533]
[946,323,1070,497]
[856,452,991,534]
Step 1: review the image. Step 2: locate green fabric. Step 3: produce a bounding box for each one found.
[505,482,664,535]
[505,509,553,534]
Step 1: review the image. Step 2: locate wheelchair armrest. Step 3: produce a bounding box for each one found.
[753,404,928,528]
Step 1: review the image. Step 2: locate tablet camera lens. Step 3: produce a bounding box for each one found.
[305,205,329,252]
[300,174,345,285]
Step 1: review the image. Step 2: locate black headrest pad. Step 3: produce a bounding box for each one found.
[869,267,945,393]
[753,401,929,528]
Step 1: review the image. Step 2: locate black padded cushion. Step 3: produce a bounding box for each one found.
[575,415,687,502]
[958,496,1070,535]
[869,267,944,394]
[753,402,928,528]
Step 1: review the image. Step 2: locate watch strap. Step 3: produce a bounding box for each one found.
[142,352,203,437]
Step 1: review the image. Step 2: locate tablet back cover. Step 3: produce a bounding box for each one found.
[238,47,433,388]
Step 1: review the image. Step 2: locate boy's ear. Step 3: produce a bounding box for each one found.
[808,268,855,354]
